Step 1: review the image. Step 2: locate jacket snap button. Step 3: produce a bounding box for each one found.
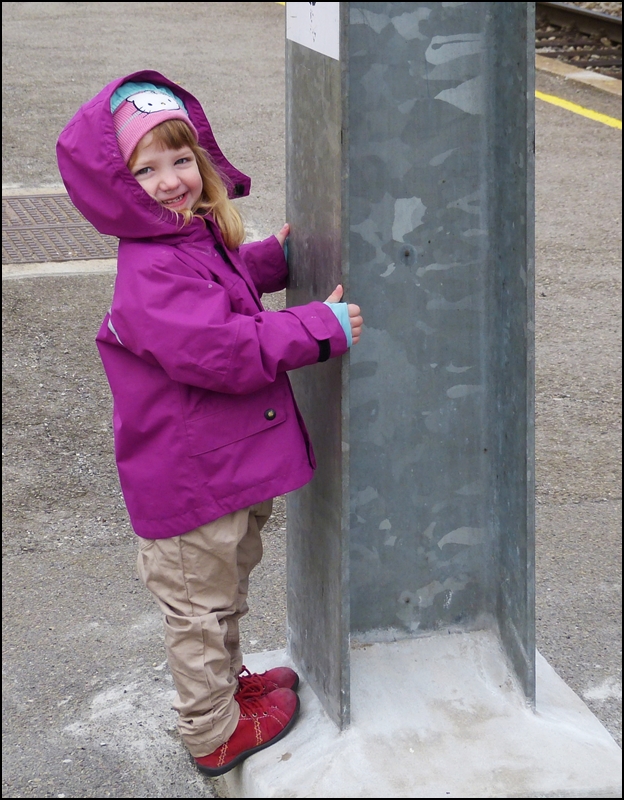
[264,408,276,421]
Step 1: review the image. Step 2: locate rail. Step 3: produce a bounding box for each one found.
[536,2,622,79]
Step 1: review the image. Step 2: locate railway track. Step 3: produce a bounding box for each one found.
[536,2,622,80]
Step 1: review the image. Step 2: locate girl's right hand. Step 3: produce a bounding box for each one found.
[275,223,290,247]
[325,284,363,345]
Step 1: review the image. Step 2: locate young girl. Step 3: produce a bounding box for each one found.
[56,70,362,777]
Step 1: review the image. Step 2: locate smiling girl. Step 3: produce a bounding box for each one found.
[56,71,362,776]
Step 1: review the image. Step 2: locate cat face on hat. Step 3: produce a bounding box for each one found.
[126,90,182,114]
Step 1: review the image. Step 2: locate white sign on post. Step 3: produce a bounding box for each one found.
[286,2,340,61]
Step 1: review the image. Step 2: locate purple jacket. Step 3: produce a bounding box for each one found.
[56,70,348,538]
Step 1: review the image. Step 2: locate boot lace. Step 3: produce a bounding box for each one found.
[236,666,266,700]
[236,678,269,717]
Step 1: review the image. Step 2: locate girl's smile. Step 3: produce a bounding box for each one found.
[161,191,191,208]
[130,131,203,211]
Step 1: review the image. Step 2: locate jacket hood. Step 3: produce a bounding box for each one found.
[56,70,251,240]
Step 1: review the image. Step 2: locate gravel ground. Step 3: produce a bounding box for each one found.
[571,2,623,17]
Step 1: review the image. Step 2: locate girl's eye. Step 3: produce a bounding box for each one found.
[175,157,190,165]
[134,166,151,176]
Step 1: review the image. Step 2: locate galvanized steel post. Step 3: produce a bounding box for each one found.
[286,1,535,729]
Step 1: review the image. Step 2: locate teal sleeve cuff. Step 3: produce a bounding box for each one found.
[323,301,352,347]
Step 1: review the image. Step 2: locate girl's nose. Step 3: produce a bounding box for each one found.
[159,168,181,190]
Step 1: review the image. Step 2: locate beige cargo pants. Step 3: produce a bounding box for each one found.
[136,499,273,758]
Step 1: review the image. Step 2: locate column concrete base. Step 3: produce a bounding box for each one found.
[215,630,621,798]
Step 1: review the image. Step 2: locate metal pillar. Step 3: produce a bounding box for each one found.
[286,1,535,729]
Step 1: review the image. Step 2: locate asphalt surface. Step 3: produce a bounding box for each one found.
[2,3,622,798]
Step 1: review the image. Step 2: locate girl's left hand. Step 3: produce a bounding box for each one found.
[276,223,290,247]
[325,284,363,345]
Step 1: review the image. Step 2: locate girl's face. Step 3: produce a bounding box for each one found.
[130,131,203,212]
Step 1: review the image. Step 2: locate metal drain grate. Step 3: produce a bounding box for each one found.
[2,194,118,264]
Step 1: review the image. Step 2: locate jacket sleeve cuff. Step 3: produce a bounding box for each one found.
[285,301,349,360]
[323,302,352,347]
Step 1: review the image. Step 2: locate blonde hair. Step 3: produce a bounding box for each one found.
[128,119,245,250]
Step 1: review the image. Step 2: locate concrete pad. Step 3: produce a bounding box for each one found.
[2,259,117,280]
[217,631,622,798]
[2,183,67,196]
[535,55,622,97]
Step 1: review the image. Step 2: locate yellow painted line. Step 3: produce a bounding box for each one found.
[535,90,622,129]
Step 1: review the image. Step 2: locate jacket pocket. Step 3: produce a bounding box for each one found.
[185,388,288,456]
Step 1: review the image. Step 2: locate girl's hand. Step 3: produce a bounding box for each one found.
[325,284,364,345]
[276,223,290,247]
[324,284,344,303]
[348,302,363,344]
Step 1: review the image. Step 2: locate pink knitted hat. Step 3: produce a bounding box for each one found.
[112,84,198,163]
